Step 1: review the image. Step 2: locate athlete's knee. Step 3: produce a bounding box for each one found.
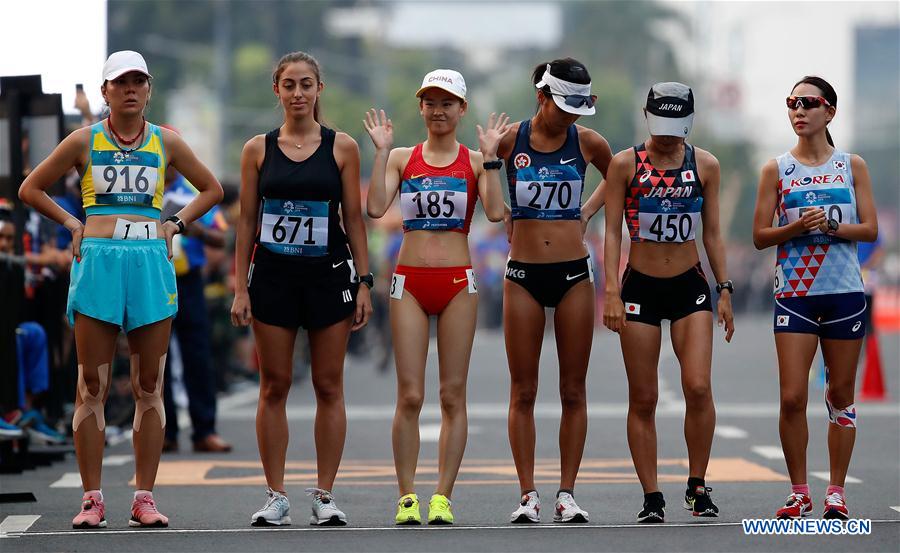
[825,384,857,429]
[558,384,586,411]
[73,363,110,432]
[397,390,424,414]
[260,373,292,404]
[311,377,343,405]
[130,354,166,432]
[629,389,658,418]
[682,380,712,405]
[438,384,466,414]
[510,384,538,410]
[780,392,807,416]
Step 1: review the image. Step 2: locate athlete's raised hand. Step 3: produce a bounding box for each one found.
[717,293,735,343]
[363,109,393,151]
[476,112,512,158]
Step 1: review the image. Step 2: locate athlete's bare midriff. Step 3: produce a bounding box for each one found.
[510,219,588,263]
[628,240,700,277]
[83,213,162,239]
[397,230,471,267]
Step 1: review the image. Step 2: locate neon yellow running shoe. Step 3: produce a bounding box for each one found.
[395,493,421,525]
[427,494,454,525]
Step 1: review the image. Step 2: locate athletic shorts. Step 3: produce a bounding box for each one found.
[620,264,712,326]
[391,265,476,316]
[67,238,177,332]
[248,250,359,329]
[774,292,866,339]
[504,257,593,308]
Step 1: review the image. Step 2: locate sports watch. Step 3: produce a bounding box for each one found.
[715,280,734,294]
[826,218,839,234]
[358,273,375,289]
[483,159,503,170]
[165,215,185,234]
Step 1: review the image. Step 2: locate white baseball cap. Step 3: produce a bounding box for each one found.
[416,69,466,101]
[644,82,694,137]
[103,50,152,82]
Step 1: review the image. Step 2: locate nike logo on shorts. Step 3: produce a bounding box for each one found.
[332,261,345,269]
[453,277,467,284]
[695,294,707,305]
[566,272,586,281]
[560,157,576,165]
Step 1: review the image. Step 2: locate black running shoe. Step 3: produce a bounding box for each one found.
[637,493,665,523]
[684,485,719,517]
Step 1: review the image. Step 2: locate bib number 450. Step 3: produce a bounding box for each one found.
[647,213,694,242]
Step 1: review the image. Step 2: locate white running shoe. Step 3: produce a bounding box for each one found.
[510,491,541,523]
[554,491,589,523]
[251,487,292,526]
[306,488,348,526]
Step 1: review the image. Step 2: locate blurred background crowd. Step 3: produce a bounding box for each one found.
[1,0,897,454]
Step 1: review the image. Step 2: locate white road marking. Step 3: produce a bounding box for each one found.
[49,472,83,488]
[0,515,41,535]
[752,446,785,460]
[714,426,748,439]
[106,429,133,447]
[7,520,899,538]
[102,455,133,466]
[419,424,481,443]
[217,402,900,421]
[811,471,862,484]
[890,506,900,513]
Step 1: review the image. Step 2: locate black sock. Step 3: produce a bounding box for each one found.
[557,488,574,498]
[644,491,665,506]
[687,477,705,492]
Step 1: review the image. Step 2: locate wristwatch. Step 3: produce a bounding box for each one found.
[715,280,734,294]
[826,218,839,235]
[165,215,185,234]
[483,159,503,170]
[358,273,374,289]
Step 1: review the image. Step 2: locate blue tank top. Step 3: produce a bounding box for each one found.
[505,120,587,220]
[773,150,863,298]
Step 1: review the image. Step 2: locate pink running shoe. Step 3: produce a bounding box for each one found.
[129,491,169,527]
[72,491,107,528]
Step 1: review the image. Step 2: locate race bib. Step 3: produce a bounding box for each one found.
[774,264,785,294]
[91,150,159,206]
[466,268,477,294]
[260,199,329,256]
[782,187,854,240]
[638,197,703,243]
[513,165,582,220]
[112,218,157,240]
[390,273,406,300]
[400,176,468,231]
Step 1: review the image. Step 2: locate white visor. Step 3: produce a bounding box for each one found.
[536,66,595,116]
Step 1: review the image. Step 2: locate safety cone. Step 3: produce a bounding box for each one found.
[858,333,886,401]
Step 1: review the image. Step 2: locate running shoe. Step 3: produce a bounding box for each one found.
[683,485,719,517]
[510,491,541,524]
[251,487,292,526]
[305,487,347,526]
[0,418,24,439]
[553,491,588,523]
[427,494,454,525]
[637,492,665,523]
[129,491,169,527]
[775,492,813,519]
[823,492,849,520]
[72,491,107,528]
[395,493,421,525]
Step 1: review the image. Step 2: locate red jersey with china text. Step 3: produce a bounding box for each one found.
[400,143,478,234]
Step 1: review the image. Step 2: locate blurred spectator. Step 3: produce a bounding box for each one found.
[161,163,232,453]
[473,223,509,329]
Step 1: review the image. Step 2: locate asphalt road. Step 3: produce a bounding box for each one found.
[2,315,898,552]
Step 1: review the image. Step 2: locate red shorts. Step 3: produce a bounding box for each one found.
[391,265,477,315]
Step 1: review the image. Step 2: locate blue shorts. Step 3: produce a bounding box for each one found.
[67,238,177,332]
[774,292,866,339]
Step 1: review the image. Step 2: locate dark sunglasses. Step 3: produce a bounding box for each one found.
[786,95,831,110]
[553,93,597,109]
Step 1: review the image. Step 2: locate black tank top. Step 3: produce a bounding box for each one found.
[254,126,348,262]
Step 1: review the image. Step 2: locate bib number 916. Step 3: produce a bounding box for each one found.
[102,165,151,193]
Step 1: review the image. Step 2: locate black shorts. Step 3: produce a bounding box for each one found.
[505,257,593,308]
[621,264,712,326]
[248,248,359,329]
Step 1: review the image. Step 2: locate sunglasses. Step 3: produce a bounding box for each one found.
[553,93,597,109]
[786,95,832,110]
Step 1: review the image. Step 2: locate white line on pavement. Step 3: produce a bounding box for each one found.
[102,454,134,466]
[751,446,785,460]
[0,515,41,536]
[7,520,900,538]
[419,424,481,443]
[217,401,900,421]
[891,506,900,513]
[714,426,748,439]
[49,472,83,488]
[810,471,862,484]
